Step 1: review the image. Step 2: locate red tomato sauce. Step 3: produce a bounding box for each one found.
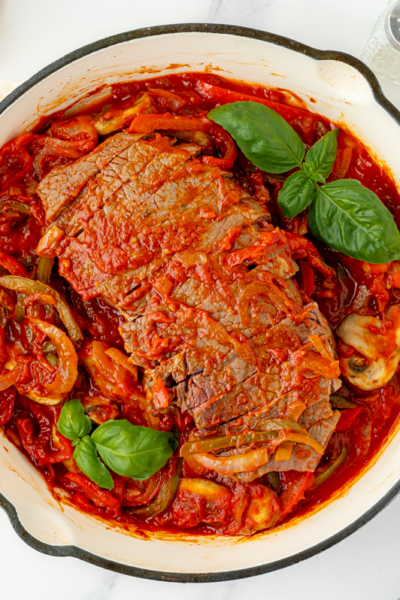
[1,72,400,536]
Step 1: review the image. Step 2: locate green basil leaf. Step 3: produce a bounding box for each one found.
[74,436,114,489]
[57,398,91,441]
[309,179,400,263]
[92,420,179,480]
[278,170,316,218]
[208,101,305,174]
[304,129,338,180]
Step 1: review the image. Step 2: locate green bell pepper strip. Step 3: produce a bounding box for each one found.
[0,275,82,344]
[128,460,182,519]
[311,445,348,490]
[37,257,55,285]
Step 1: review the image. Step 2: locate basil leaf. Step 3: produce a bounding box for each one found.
[92,420,179,480]
[309,179,400,263]
[304,129,338,180]
[74,436,114,489]
[57,398,91,441]
[278,170,316,218]
[208,101,305,174]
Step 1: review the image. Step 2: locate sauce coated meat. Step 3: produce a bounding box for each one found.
[0,73,400,536]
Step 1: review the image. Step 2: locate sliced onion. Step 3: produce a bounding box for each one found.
[237,279,293,328]
[192,447,271,475]
[29,318,78,394]
[0,276,82,344]
[92,341,130,382]
[25,390,63,406]
[0,368,19,391]
[36,225,65,258]
[104,347,138,379]
[275,443,293,462]
[271,432,324,455]
[308,333,332,359]
[286,401,307,421]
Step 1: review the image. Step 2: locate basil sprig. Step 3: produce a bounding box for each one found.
[208,101,400,264]
[58,399,178,489]
[92,420,178,481]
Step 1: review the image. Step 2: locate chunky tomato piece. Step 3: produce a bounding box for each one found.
[0,388,16,425]
[16,402,72,465]
[171,478,232,528]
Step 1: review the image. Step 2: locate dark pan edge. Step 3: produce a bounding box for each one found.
[1,22,400,583]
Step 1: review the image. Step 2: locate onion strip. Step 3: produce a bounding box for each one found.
[104,347,138,379]
[191,448,271,475]
[0,368,19,391]
[0,276,82,344]
[25,390,64,406]
[29,318,78,394]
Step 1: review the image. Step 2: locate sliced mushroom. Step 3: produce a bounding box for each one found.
[172,130,213,151]
[337,306,400,390]
[93,93,153,135]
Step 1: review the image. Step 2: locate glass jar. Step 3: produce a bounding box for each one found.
[362,0,400,84]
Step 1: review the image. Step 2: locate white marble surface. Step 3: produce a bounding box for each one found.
[1,0,400,597]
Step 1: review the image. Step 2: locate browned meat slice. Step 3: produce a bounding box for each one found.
[189,371,277,429]
[54,143,265,304]
[190,377,335,442]
[36,131,341,484]
[189,370,336,431]
[299,397,334,428]
[55,135,168,236]
[37,132,141,222]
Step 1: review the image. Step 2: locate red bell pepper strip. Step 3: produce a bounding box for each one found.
[299,260,315,298]
[336,407,364,432]
[0,388,16,425]
[0,148,33,192]
[0,251,28,277]
[65,473,121,514]
[149,88,187,111]
[71,491,104,515]
[153,377,170,410]
[17,403,73,465]
[0,133,37,162]
[196,80,312,123]
[128,113,237,169]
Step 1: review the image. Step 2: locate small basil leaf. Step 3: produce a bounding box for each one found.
[208,101,305,174]
[302,163,315,178]
[92,420,179,480]
[57,398,91,441]
[305,129,338,180]
[312,172,326,184]
[74,436,114,489]
[278,170,316,218]
[309,179,400,263]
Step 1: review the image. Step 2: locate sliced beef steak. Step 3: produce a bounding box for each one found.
[37,132,142,222]
[36,131,341,481]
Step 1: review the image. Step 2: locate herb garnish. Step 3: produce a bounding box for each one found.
[58,398,178,489]
[208,101,400,264]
